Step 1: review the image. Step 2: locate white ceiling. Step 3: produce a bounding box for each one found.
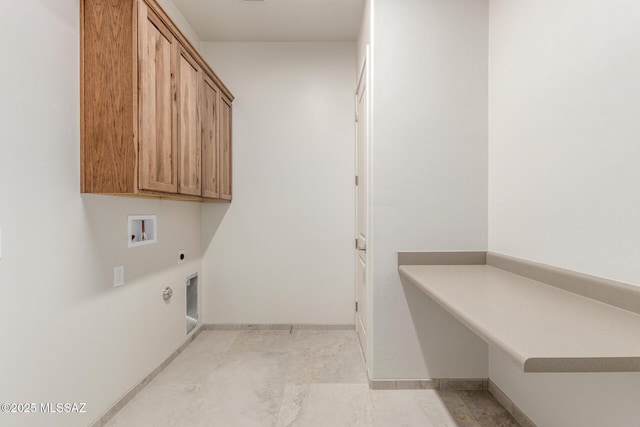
[171,0,366,42]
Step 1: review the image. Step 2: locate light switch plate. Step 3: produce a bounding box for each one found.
[114,265,124,287]
[178,250,185,264]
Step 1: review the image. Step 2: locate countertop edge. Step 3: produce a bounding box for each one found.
[398,265,640,373]
[398,265,529,371]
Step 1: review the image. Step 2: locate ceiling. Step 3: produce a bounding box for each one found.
[171,0,366,42]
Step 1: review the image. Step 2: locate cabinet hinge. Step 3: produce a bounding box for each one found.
[355,301,359,312]
[355,175,359,186]
[355,238,358,249]
[355,112,359,123]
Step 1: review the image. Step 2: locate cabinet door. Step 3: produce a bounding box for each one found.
[201,75,219,199]
[176,45,201,196]
[219,94,232,200]
[138,2,177,193]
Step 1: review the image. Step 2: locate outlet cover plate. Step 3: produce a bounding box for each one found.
[114,265,125,287]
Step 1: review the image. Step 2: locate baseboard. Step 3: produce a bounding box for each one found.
[368,377,536,426]
[202,323,355,331]
[90,326,204,427]
[488,380,537,427]
[368,378,488,391]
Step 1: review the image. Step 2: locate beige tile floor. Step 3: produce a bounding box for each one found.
[105,330,519,427]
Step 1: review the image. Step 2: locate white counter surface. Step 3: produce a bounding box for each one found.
[399,264,640,372]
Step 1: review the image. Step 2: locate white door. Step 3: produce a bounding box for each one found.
[355,51,369,358]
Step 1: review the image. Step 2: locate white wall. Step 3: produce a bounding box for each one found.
[357,0,371,71]
[488,1,640,425]
[370,0,490,379]
[488,0,640,286]
[199,42,357,325]
[489,349,640,427]
[0,1,204,426]
[156,0,201,46]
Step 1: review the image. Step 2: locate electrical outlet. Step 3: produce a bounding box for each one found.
[114,265,125,287]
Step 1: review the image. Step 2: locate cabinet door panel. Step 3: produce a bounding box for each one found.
[201,76,219,199]
[220,94,232,200]
[177,46,201,196]
[138,2,177,193]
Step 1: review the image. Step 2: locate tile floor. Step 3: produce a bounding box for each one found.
[105,330,519,427]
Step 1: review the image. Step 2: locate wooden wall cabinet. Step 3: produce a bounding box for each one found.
[219,94,233,201]
[201,76,220,199]
[81,0,233,202]
[176,44,202,197]
[138,3,177,194]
